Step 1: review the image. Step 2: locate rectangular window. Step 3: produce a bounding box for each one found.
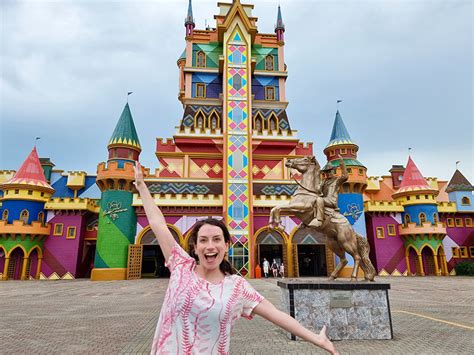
[346,168,352,173]
[265,86,275,100]
[196,83,206,98]
[447,218,454,227]
[358,169,364,175]
[66,226,77,239]
[406,196,410,201]
[465,218,472,227]
[28,190,33,195]
[329,150,335,157]
[455,218,463,227]
[416,195,420,200]
[376,227,385,239]
[387,224,396,236]
[15,189,19,194]
[340,148,347,154]
[53,223,64,236]
[469,246,474,258]
[459,246,468,258]
[451,247,459,258]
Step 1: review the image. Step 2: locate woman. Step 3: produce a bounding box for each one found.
[133,162,338,355]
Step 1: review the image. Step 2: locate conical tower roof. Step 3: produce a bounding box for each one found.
[275,5,285,31]
[394,156,437,196]
[325,110,357,149]
[446,169,474,192]
[1,147,54,192]
[185,0,194,25]
[108,103,141,150]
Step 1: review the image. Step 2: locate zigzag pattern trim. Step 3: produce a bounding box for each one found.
[148,183,211,195]
[260,185,297,196]
[39,272,76,280]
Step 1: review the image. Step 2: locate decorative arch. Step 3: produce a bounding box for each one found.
[20,209,29,224]
[209,109,220,131]
[27,245,44,259]
[267,113,279,132]
[194,110,206,131]
[253,112,264,133]
[420,243,438,276]
[254,226,288,244]
[461,196,471,205]
[265,54,274,71]
[135,224,182,246]
[7,244,28,258]
[405,244,419,276]
[196,50,206,68]
[419,212,427,225]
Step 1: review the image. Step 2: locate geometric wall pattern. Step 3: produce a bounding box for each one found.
[225,29,251,277]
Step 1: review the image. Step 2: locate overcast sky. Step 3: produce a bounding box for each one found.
[1,0,472,183]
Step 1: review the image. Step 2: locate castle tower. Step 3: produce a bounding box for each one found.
[392,156,447,276]
[446,168,474,212]
[323,110,367,225]
[91,103,141,281]
[0,147,54,280]
[322,110,368,277]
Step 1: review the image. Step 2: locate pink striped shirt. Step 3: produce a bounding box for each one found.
[151,242,264,355]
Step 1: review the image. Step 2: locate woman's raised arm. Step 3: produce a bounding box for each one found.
[133,161,175,262]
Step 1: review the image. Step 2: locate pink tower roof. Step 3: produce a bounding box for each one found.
[394,156,436,196]
[2,147,54,191]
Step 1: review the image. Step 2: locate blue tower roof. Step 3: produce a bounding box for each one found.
[185,0,194,25]
[275,5,285,31]
[325,110,356,148]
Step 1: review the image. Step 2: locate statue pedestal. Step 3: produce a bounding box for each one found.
[278,279,393,340]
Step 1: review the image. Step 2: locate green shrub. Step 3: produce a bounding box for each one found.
[455,261,474,276]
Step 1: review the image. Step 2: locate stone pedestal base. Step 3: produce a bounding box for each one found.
[278,280,393,340]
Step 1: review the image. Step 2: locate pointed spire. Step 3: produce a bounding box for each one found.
[1,147,54,191]
[396,156,434,194]
[108,103,141,150]
[185,0,194,26]
[325,110,355,148]
[446,169,474,192]
[275,5,285,31]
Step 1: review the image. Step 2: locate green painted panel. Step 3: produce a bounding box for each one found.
[403,236,443,252]
[252,46,278,71]
[192,43,223,68]
[0,237,44,254]
[94,190,137,268]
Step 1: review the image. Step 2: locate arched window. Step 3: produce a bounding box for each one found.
[265,55,274,71]
[118,179,126,191]
[404,214,411,226]
[2,209,8,221]
[209,111,219,131]
[197,51,206,68]
[20,210,29,224]
[37,211,45,224]
[462,196,471,205]
[195,112,205,130]
[419,213,426,224]
[433,213,439,224]
[107,179,114,190]
[268,114,278,133]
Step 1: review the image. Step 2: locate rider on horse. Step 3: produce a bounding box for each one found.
[309,156,348,228]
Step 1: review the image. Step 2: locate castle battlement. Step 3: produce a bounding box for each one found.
[398,221,446,236]
[45,197,99,212]
[0,220,50,236]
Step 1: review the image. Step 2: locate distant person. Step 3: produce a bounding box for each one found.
[272,260,279,277]
[279,263,285,278]
[263,258,270,278]
[134,162,338,355]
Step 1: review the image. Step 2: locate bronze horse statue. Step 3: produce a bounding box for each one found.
[269,156,376,281]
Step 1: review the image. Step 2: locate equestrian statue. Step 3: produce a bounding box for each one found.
[269,155,376,281]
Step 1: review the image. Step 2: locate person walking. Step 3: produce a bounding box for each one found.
[279,263,285,278]
[271,259,279,278]
[262,258,270,278]
[134,162,338,355]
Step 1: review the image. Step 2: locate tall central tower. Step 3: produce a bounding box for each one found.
[220,1,256,276]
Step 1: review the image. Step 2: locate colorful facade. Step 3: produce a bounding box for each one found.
[1,0,472,281]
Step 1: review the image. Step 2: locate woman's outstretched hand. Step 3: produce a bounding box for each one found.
[133,161,145,191]
[318,326,339,355]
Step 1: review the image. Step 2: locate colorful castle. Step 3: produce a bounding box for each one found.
[1,0,472,281]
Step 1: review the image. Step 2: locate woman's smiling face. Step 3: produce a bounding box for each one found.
[194,223,229,271]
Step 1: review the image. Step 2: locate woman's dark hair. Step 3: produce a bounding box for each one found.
[188,218,236,275]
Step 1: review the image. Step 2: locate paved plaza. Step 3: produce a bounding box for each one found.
[1,276,473,354]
